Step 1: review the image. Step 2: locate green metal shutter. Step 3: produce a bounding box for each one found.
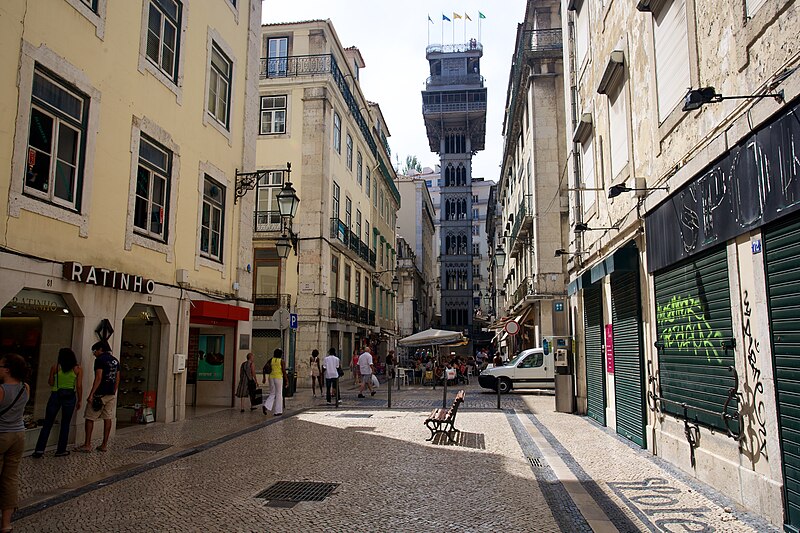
[765,216,800,530]
[653,245,737,431]
[612,270,646,447]
[584,283,606,425]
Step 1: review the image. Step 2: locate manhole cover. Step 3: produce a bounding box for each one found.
[255,481,339,502]
[528,457,544,468]
[127,442,172,452]
[337,414,373,418]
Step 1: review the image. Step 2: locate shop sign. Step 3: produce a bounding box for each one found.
[7,289,66,313]
[63,261,155,294]
[605,324,614,373]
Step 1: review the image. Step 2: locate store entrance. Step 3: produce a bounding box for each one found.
[118,305,161,428]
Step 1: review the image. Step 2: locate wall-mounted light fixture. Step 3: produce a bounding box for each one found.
[372,270,400,292]
[493,244,507,267]
[608,179,669,199]
[682,87,784,112]
[554,249,586,257]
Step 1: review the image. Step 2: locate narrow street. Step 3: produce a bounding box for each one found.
[15,381,777,532]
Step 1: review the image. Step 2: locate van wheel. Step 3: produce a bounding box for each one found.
[498,378,512,394]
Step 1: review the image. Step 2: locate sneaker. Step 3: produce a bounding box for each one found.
[262,406,267,415]
[54,451,70,457]
[371,391,376,396]
[358,394,365,398]
[31,451,43,458]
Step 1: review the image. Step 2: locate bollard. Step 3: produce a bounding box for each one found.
[388,369,392,409]
[335,378,340,408]
[443,372,448,409]
[497,380,501,410]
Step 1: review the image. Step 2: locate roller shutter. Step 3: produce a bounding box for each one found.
[584,283,606,425]
[612,270,646,447]
[653,245,737,431]
[765,216,800,529]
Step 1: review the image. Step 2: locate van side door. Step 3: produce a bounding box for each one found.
[515,351,545,387]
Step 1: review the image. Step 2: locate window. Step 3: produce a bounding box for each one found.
[345,197,352,228]
[653,0,690,122]
[331,255,339,298]
[356,210,362,241]
[519,352,543,368]
[260,95,286,134]
[146,0,181,81]
[332,182,340,218]
[365,220,370,243]
[254,171,283,230]
[346,134,353,170]
[473,243,480,255]
[134,136,171,241]
[356,151,363,186]
[355,271,361,305]
[746,0,767,16]
[373,178,377,206]
[366,167,371,196]
[25,69,88,210]
[344,265,351,302]
[472,225,479,236]
[472,194,478,202]
[266,37,288,77]
[574,0,589,67]
[472,208,479,219]
[580,136,595,213]
[79,0,98,11]
[608,83,629,178]
[200,176,225,260]
[207,43,232,128]
[333,112,341,153]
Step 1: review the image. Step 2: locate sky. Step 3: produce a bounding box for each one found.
[262,1,527,183]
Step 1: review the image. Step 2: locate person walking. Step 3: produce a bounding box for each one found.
[310,349,323,398]
[0,353,30,533]
[357,346,375,398]
[32,348,83,457]
[322,348,341,405]
[75,340,120,453]
[235,353,258,412]
[262,348,286,416]
[351,349,360,385]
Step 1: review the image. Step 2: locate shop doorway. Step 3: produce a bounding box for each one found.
[118,305,161,428]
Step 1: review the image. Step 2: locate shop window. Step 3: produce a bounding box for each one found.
[119,304,161,426]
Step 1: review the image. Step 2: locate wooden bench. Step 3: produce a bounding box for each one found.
[424,390,466,444]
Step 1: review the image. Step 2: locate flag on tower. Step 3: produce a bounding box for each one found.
[453,12,462,19]
[465,13,472,21]
[442,14,451,22]
[479,11,486,19]
[428,14,433,23]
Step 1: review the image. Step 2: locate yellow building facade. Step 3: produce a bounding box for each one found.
[253,20,400,381]
[0,0,262,449]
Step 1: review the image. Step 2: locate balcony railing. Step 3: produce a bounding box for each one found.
[425,74,484,89]
[330,218,376,268]
[512,276,534,306]
[522,29,563,53]
[259,54,332,79]
[254,210,282,232]
[422,101,487,114]
[253,293,291,317]
[426,42,483,54]
[330,298,375,326]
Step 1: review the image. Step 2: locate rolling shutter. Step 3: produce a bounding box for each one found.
[765,216,800,529]
[653,245,737,431]
[612,270,646,447]
[584,283,606,425]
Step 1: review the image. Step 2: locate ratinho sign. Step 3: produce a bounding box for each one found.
[63,261,156,294]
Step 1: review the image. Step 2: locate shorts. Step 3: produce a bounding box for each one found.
[84,394,116,420]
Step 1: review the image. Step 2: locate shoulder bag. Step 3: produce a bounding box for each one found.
[0,384,26,418]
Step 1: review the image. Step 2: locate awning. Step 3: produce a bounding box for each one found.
[567,270,593,296]
[398,328,465,347]
[590,242,638,283]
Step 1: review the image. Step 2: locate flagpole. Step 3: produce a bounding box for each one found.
[427,16,430,45]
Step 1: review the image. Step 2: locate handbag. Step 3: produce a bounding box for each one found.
[371,374,379,388]
[337,366,345,378]
[91,395,104,411]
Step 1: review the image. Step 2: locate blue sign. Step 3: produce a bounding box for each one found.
[554,302,564,312]
[751,239,762,255]
[289,313,298,330]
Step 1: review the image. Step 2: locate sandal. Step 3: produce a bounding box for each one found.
[95,446,107,452]
[74,447,92,453]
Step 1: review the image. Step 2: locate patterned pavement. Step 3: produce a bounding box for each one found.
[11,381,781,532]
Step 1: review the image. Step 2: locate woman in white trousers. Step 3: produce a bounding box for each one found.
[262,348,286,416]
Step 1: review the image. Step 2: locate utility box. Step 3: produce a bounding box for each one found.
[555,374,575,413]
[173,353,187,373]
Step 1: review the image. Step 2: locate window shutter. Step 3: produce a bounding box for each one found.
[654,0,690,122]
[576,3,589,66]
[746,0,767,17]
[609,84,628,178]
[581,137,595,212]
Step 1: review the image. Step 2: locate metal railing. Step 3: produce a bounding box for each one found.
[522,28,562,53]
[330,218,376,268]
[253,293,291,316]
[426,42,483,54]
[254,210,282,232]
[422,101,487,114]
[512,276,533,305]
[259,54,332,79]
[426,74,484,89]
[330,298,375,326]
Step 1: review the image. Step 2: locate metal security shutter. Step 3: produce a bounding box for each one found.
[612,271,646,447]
[653,245,737,431]
[765,216,800,529]
[584,283,606,425]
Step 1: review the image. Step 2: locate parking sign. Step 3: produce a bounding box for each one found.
[290,313,298,330]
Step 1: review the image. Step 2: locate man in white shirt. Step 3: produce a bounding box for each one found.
[322,348,341,405]
[357,346,375,398]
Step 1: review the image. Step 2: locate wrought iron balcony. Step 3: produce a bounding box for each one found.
[426,42,483,54]
[253,293,291,317]
[329,298,374,326]
[254,210,282,232]
[522,28,562,54]
[512,276,534,306]
[259,54,332,79]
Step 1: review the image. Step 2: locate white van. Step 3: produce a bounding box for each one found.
[478,348,554,393]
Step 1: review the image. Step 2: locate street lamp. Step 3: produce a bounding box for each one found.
[276,169,300,218]
[275,234,292,259]
[494,244,506,267]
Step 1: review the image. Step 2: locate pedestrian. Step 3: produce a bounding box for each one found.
[32,347,83,457]
[235,352,258,412]
[351,349,361,385]
[0,353,31,533]
[262,348,286,416]
[493,351,503,368]
[75,340,120,453]
[322,348,341,405]
[357,346,376,398]
[385,350,396,380]
[310,349,323,398]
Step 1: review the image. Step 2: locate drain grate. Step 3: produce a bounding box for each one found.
[528,457,544,468]
[337,414,373,418]
[127,442,172,452]
[255,481,339,502]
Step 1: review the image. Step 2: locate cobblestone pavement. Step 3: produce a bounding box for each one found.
[13,382,780,532]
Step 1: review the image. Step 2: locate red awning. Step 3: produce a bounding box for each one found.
[190,300,249,323]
